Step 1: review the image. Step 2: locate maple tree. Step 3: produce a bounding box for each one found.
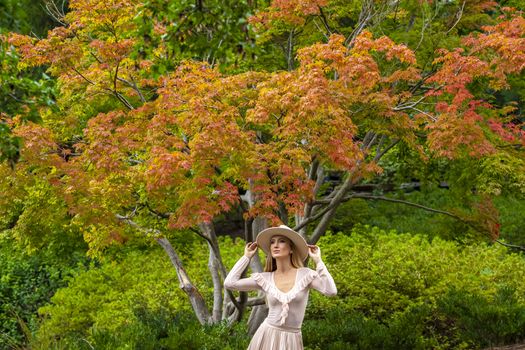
[2,0,525,328]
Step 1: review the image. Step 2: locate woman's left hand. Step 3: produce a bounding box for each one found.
[308,244,321,263]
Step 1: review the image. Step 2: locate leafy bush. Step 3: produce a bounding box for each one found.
[30,227,525,349]
[33,249,188,347]
[303,287,525,350]
[437,287,525,347]
[304,227,525,349]
[0,243,76,349]
[40,309,250,350]
[32,234,252,348]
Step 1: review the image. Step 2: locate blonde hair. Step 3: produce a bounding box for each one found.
[263,238,304,272]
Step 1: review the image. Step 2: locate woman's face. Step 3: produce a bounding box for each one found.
[270,235,292,258]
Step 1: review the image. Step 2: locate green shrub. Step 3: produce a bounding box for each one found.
[437,287,525,347]
[32,249,188,347]
[30,226,525,349]
[303,227,525,349]
[37,308,250,350]
[31,235,251,348]
[0,243,78,349]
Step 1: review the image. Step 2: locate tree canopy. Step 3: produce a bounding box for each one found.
[1,0,524,330]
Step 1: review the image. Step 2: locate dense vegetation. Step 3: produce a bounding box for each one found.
[1,0,524,349]
[8,229,525,349]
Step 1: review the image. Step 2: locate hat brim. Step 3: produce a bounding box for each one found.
[256,226,309,261]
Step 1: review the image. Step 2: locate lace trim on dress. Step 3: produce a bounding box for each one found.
[252,269,318,325]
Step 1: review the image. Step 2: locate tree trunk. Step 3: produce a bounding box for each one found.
[198,222,244,321]
[246,216,268,334]
[117,215,212,325]
[208,242,223,323]
[247,303,268,336]
[154,237,211,324]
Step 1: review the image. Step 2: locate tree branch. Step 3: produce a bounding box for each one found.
[374,138,399,161]
[495,240,525,252]
[287,29,295,71]
[317,6,333,38]
[349,194,461,219]
[343,194,506,241]
[345,0,375,47]
[117,76,146,103]
[70,66,134,110]
[393,94,429,111]
[43,0,67,25]
[309,167,362,243]
[446,1,466,34]
[116,213,212,324]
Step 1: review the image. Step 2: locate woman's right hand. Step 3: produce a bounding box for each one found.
[244,242,258,258]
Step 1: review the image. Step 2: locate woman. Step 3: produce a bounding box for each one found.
[224,225,337,350]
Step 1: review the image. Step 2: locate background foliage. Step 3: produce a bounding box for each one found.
[23,229,525,349]
[1,0,525,349]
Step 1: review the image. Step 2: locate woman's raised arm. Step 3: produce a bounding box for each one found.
[224,243,262,292]
[307,245,337,296]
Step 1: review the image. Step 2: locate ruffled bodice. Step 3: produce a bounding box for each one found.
[224,256,337,329]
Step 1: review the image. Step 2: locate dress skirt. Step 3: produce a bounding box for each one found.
[248,320,303,350]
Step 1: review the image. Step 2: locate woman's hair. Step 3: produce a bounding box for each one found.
[263,237,304,272]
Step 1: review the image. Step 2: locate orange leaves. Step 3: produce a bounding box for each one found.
[426,108,496,159]
[79,111,128,172]
[10,0,524,237]
[12,122,62,168]
[355,32,417,65]
[426,100,496,160]
[462,15,525,89]
[67,0,139,36]
[432,14,525,97]
[145,148,189,192]
[89,39,135,63]
[167,180,240,229]
[423,15,525,160]
[8,0,146,113]
[428,48,489,105]
[298,32,420,96]
[237,31,425,219]
[8,28,82,71]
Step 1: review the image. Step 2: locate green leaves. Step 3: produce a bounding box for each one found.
[311,227,525,319]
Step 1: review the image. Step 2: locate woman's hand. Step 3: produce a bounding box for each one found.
[244,242,258,259]
[308,244,321,263]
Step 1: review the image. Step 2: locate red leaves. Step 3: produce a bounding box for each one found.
[428,48,488,105]
[89,39,135,63]
[488,119,525,146]
[7,0,524,237]
[426,111,496,159]
[12,122,62,167]
[424,14,525,159]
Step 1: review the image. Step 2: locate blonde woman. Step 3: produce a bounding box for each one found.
[224,225,337,350]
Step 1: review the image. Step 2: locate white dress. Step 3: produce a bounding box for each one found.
[224,256,337,350]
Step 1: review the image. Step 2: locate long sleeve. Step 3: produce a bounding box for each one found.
[309,260,337,296]
[224,255,262,292]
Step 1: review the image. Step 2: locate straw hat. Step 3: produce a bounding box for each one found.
[256,225,309,261]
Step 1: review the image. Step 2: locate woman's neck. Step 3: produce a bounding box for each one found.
[274,257,294,273]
